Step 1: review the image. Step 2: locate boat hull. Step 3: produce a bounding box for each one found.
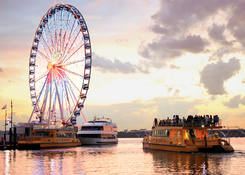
[143,138,234,153]
[78,137,118,145]
[17,140,81,150]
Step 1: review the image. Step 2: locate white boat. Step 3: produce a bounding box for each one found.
[77,117,118,145]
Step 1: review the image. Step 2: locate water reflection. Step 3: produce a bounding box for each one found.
[0,139,244,175]
[144,149,234,174]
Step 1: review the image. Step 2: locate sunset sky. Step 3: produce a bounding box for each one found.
[1,0,245,130]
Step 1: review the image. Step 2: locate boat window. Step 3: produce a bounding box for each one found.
[56,133,75,138]
[152,129,169,137]
[34,132,50,137]
[81,126,103,131]
[77,134,101,138]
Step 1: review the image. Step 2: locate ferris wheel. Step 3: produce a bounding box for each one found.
[28,4,92,125]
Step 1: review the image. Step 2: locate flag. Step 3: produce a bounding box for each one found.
[1,104,7,110]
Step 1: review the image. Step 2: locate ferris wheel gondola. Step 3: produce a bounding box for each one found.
[28,4,92,125]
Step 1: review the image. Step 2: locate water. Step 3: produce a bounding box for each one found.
[0,138,245,175]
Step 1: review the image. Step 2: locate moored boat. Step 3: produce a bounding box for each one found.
[143,115,234,153]
[17,123,80,149]
[77,117,118,145]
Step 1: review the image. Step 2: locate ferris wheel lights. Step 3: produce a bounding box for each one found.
[47,62,52,70]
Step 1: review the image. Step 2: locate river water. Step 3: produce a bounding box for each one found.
[0,138,245,175]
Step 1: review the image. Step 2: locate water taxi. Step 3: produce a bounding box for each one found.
[143,115,234,153]
[17,123,80,149]
[77,117,118,145]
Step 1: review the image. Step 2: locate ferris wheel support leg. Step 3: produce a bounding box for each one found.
[48,72,53,128]
[28,77,48,123]
[54,78,64,120]
[80,110,86,123]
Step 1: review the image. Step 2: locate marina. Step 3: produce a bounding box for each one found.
[1,1,245,174]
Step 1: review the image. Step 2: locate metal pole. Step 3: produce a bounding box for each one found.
[11,100,13,129]
[4,109,7,145]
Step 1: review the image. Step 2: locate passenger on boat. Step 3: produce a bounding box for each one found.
[153,114,221,128]
[214,115,219,126]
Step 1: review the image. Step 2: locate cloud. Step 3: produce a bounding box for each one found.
[138,0,234,68]
[82,96,200,130]
[224,95,245,108]
[169,64,180,69]
[93,53,148,73]
[0,67,3,72]
[208,24,230,45]
[151,0,231,35]
[227,1,245,47]
[209,47,231,61]
[139,35,208,68]
[200,58,241,95]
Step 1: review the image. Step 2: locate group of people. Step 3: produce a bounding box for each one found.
[154,115,220,127]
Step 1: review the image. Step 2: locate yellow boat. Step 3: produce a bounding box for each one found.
[17,127,81,149]
[143,116,234,153]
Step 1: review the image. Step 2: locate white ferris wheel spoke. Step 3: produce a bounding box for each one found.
[65,73,81,92]
[61,17,76,60]
[35,70,49,83]
[45,21,54,50]
[61,59,84,66]
[37,50,51,62]
[40,79,50,120]
[63,41,85,64]
[54,78,64,120]
[28,76,48,123]
[62,30,84,62]
[41,31,53,56]
[66,78,79,106]
[48,72,53,126]
[57,67,84,78]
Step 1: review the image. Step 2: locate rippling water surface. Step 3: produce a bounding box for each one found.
[0,138,245,175]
